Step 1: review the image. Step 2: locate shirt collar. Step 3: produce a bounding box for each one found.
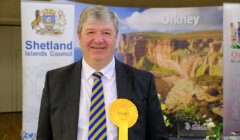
[82,57,115,80]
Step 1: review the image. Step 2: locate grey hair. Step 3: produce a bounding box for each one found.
[77,5,119,34]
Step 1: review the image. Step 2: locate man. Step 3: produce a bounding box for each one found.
[37,5,168,140]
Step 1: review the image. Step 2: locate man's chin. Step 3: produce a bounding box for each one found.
[92,57,107,62]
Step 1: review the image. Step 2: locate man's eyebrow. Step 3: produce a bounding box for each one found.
[84,28,113,31]
[84,28,95,31]
[102,29,112,32]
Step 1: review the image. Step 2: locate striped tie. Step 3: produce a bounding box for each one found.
[88,72,107,140]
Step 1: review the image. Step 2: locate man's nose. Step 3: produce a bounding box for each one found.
[93,33,104,43]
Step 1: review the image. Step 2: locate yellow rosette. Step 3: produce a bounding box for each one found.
[109,99,138,140]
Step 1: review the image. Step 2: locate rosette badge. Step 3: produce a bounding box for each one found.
[109,99,138,140]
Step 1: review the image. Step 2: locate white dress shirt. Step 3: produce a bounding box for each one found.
[77,58,118,140]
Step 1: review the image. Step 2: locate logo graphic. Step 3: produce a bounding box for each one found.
[31,9,66,36]
[230,21,240,49]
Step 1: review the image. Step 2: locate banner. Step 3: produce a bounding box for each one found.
[21,1,75,139]
[223,3,240,137]
[75,4,223,138]
[21,1,224,138]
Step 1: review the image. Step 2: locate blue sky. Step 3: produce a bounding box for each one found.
[75,3,222,34]
[74,3,223,61]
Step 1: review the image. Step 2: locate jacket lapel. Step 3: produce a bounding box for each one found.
[64,61,82,140]
[115,59,132,100]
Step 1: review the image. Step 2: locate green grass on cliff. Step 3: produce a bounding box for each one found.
[127,30,222,40]
[195,64,222,77]
[209,65,222,76]
[196,64,209,77]
[176,30,222,40]
[136,56,153,70]
[130,32,174,40]
[191,75,222,87]
[152,65,178,75]
[136,55,178,75]
[171,49,189,60]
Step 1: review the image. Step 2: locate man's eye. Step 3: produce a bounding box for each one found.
[103,32,111,35]
[86,31,94,35]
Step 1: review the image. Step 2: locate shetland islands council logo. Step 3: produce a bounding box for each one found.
[31,9,66,36]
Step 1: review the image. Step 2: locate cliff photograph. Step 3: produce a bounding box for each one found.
[118,30,223,137]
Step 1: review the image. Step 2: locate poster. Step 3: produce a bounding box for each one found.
[223,3,240,138]
[75,4,223,138]
[21,1,75,139]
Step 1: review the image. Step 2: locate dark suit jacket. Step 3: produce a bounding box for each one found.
[37,59,169,140]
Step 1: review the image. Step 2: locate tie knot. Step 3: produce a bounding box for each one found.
[92,72,103,80]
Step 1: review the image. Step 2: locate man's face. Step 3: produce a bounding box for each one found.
[78,19,117,67]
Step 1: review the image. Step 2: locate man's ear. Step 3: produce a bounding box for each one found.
[78,32,82,49]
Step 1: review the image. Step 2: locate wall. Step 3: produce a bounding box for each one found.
[0,26,22,112]
[76,0,240,7]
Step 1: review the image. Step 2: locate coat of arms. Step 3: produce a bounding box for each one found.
[31,9,66,36]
